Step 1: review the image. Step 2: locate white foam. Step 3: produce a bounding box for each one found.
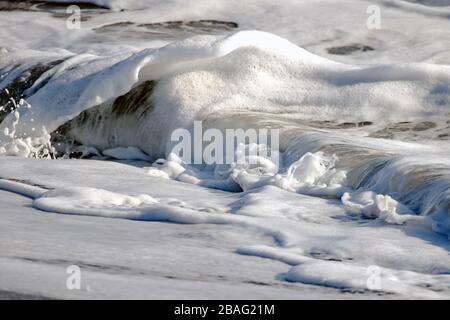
[0,98,54,158]
[1,30,450,236]
[33,186,159,218]
[1,156,450,298]
[2,3,450,298]
[285,259,447,298]
[342,190,416,224]
[2,30,450,150]
[0,179,46,199]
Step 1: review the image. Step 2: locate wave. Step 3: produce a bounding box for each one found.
[1,30,450,237]
[2,31,449,147]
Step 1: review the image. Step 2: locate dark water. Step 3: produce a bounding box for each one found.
[405,0,450,6]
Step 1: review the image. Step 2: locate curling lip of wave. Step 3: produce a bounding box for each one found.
[1,30,450,149]
[1,31,450,240]
[2,30,320,141]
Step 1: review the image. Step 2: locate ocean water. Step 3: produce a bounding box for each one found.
[1,0,450,298]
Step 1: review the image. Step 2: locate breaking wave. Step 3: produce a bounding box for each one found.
[1,30,450,237]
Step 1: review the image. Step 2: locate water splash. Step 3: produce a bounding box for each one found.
[0,94,54,158]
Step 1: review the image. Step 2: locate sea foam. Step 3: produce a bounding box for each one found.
[1,31,450,238]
